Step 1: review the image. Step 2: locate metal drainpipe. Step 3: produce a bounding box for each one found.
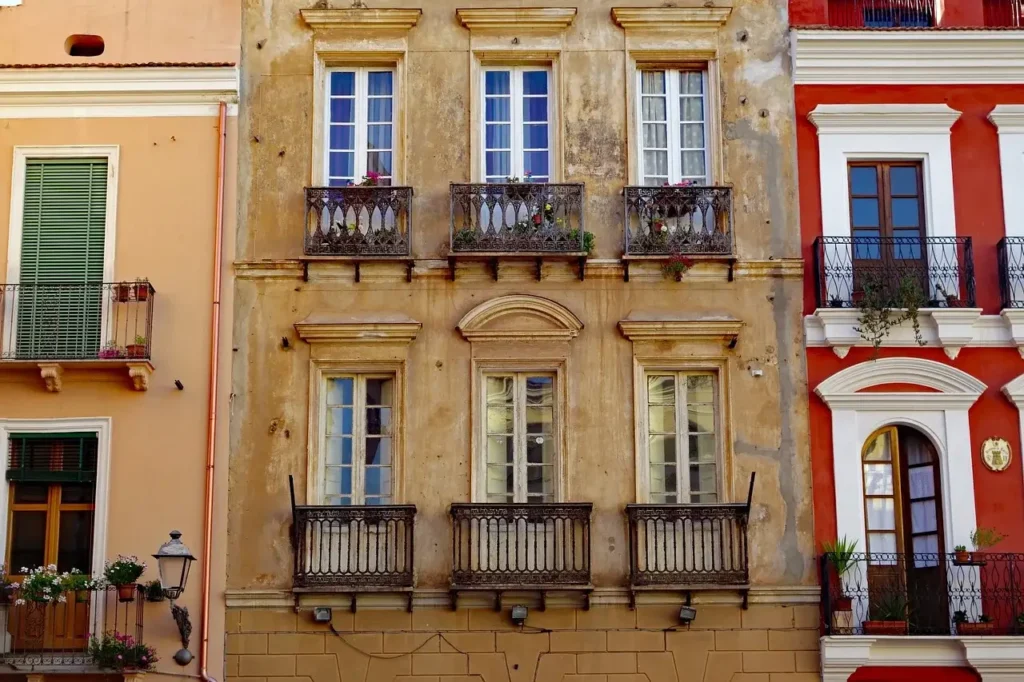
[200,100,228,682]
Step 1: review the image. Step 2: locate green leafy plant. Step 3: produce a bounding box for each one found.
[145,580,165,602]
[953,610,968,624]
[822,536,859,577]
[662,255,695,279]
[971,527,1006,552]
[132,335,147,346]
[567,229,595,255]
[871,592,908,622]
[62,569,95,594]
[103,555,146,586]
[954,545,967,553]
[89,633,157,671]
[453,228,478,248]
[979,614,992,623]
[17,565,68,604]
[854,274,927,354]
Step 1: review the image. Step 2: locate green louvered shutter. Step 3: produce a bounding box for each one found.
[17,159,107,359]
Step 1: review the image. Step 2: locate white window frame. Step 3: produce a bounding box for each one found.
[480,66,553,182]
[635,68,710,186]
[318,372,397,506]
[481,371,558,504]
[323,67,397,186]
[640,370,721,503]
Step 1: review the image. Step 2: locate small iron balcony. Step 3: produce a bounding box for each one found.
[623,185,733,258]
[304,186,413,258]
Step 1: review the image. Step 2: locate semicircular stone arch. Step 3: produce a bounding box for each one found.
[456,294,583,343]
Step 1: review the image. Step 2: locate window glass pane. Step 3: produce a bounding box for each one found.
[485,71,511,95]
[60,483,95,504]
[487,376,514,404]
[688,434,716,464]
[364,467,391,497]
[485,97,511,123]
[911,500,937,533]
[889,166,919,195]
[329,125,355,151]
[863,463,893,495]
[486,151,511,178]
[864,433,893,461]
[329,152,354,180]
[367,71,393,96]
[365,438,391,466]
[648,435,677,463]
[523,151,549,178]
[643,123,668,149]
[325,467,352,496]
[680,71,704,95]
[526,465,554,495]
[522,71,548,95]
[681,123,704,149]
[641,96,667,122]
[892,232,921,260]
[486,124,511,149]
[526,406,554,433]
[365,407,392,435]
[330,98,354,124]
[13,483,48,504]
[867,532,897,556]
[853,231,881,259]
[486,465,513,497]
[9,510,46,571]
[913,534,939,557]
[644,150,668,177]
[487,406,514,433]
[487,436,513,464]
[689,463,717,497]
[326,437,353,466]
[687,375,714,403]
[367,98,393,123]
[865,497,896,530]
[681,97,704,122]
[681,151,706,178]
[523,98,548,123]
[329,378,354,405]
[649,463,668,493]
[641,71,666,95]
[526,376,553,404]
[523,125,549,150]
[908,466,935,498]
[526,436,554,465]
[851,198,880,228]
[327,407,353,435]
[367,125,392,151]
[891,198,920,228]
[330,71,355,97]
[648,405,675,433]
[366,378,393,406]
[648,375,675,403]
[850,166,878,195]
[367,152,393,177]
[57,510,93,573]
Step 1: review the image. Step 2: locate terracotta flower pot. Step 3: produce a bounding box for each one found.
[126,344,147,359]
[132,284,149,302]
[834,596,853,611]
[863,620,907,636]
[954,550,971,564]
[958,622,994,636]
[117,584,137,602]
[114,284,133,302]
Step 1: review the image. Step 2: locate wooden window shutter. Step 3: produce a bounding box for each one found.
[16,159,108,359]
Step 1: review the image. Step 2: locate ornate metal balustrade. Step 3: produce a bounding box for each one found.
[985,0,1024,26]
[449,183,586,255]
[626,474,753,608]
[623,185,733,258]
[0,281,155,362]
[999,237,1024,308]
[450,503,593,600]
[0,584,145,671]
[825,0,936,27]
[304,186,413,258]
[813,236,975,309]
[820,552,1024,636]
[291,498,416,597]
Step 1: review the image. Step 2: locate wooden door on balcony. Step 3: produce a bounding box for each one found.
[862,425,948,634]
[848,162,929,306]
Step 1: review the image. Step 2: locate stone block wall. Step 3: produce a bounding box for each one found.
[225,604,820,682]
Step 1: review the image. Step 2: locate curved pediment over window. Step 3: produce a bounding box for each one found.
[815,357,984,411]
[457,294,583,343]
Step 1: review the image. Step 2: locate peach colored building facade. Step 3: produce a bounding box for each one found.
[227,2,818,682]
[0,1,239,681]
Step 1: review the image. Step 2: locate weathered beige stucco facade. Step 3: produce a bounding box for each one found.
[0,1,239,681]
[229,1,816,681]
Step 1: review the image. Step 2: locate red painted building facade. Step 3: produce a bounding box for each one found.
[791,0,1024,679]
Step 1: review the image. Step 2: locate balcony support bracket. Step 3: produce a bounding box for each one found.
[494,591,502,613]
[127,361,154,391]
[578,257,586,281]
[354,261,361,283]
[406,591,414,613]
[536,258,543,282]
[727,260,734,283]
[449,589,458,612]
[448,256,456,282]
[490,258,499,282]
[623,260,630,283]
[740,588,749,610]
[37,362,62,392]
[406,260,414,283]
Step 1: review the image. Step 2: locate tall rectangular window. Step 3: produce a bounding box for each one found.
[6,434,97,574]
[645,372,719,503]
[325,68,395,186]
[323,375,395,505]
[484,373,556,503]
[483,68,551,183]
[638,69,709,186]
[16,159,107,359]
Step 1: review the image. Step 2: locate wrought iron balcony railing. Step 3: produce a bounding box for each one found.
[825,0,936,27]
[449,183,586,255]
[0,281,155,362]
[985,0,1024,27]
[450,503,592,591]
[304,186,412,257]
[623,185,733,257]
[291,499,416,592]
[821,552,1024,636]
[626,475,754,605]
[999,237,1024,309]
[813,236,975,309]
[0,584,144,671]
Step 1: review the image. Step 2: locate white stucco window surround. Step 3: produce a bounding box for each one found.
[821,636,1024,682]
[814,357,983,556]
[991,106,1024,349]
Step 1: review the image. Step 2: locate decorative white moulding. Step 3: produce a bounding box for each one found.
[37,363,63,393]
[810,309,861,358]
[127,361,154,391]
[1001,309,1024,359]
[931,309,983,359]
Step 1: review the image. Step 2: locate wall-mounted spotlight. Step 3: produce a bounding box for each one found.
[313,607,332,623]
[679,606,697,624]
[511,605,529,626]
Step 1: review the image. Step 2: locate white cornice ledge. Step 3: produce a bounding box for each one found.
[294,313,421,345]
[611,6,733,30]
[990,104,1024,134]
[793,29,1024,85]
[300,8,422,31]
[456,8,577,32]
[808,104,961,135]
[619,314,741,344]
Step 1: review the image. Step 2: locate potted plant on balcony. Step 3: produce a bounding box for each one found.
[568,229,595,256]
[0,566,16,605]
[954,545,971,565]
[955,611,994,636]
[126,335,147,359]
[131,280,149,302]
[662,255,695,280]
[98,342,126,360]
[19,564,68,605]
[970,527,1006,563]
[863,592,909,635]
[822,536,859,632]
[856,273,927,355]
[145,580,165,603]
[104,555,146,602]
[63,569,95,603]
[89,632,158,672]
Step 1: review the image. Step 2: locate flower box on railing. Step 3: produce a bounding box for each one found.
[623,185,733,259]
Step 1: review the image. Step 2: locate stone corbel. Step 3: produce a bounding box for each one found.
[1001,309,1024,359]
[126,361,154,391]
[819,636,874,682]
[931,308,982,359]
[960,637,1024,680]
[810,309,861,358]
[37,363,63,392]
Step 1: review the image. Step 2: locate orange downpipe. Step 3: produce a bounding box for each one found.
[200,101,228,682]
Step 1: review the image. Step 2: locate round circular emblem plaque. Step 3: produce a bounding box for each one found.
[982,437,1012,472]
